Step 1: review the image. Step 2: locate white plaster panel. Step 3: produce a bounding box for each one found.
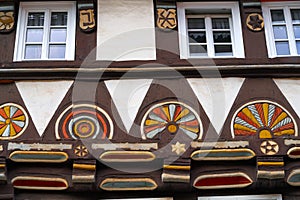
[97,0,156,61]
[187,78,244,134]
[105,79,152,132]
[16,81,73,136]
[274,78,300,119]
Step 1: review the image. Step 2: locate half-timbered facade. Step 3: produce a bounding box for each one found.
[0,0,300,199]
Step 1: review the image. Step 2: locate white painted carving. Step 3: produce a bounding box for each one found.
[191,141,249,149]
[7,142,72,151]
[91,143,158,150]
[16,81,73,136]
[285,139,300,146]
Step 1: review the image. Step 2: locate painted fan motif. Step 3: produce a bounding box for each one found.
[232,100,297,138]
[141,101,202,140]
[56,104,114,140]
[0,103,28,139]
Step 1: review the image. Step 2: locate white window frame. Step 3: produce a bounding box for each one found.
[262,1,300,58]
[198,194,282,200]
[177,2,245,59]
[13,1,76,61]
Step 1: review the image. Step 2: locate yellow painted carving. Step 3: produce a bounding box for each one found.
[79,9,95,30]
[73,163,96,171]
[167,124,177,133]
[157,8,177,29]
[145,119,164,126]
[242,107,260,127]
[234,124,256,133]
[274,129,295,136]
[257,161,284,166]
[271,112,287,128]
[13,115,25,121]
[162,106,170,121]
[0,126,7,135]
[259,129,272,139]
[4,106,10,118]
[0,12,14,31]
[263,103,269,126]
[163,165,191,170]
[179,125,199,133]
[10,124,16,136]
[174,108,189,122]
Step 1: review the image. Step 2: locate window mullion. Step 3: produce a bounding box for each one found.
[205,17,214,57]
[22,11,29,60]
[228,17,235,56]
[42,9,50,59]
[284,6,297,55]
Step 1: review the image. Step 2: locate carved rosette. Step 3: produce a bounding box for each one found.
[0,103,28,139]
[55,104,113,140]
[157,8,177,30]
[141,101,202,140]
[246,13,264,32]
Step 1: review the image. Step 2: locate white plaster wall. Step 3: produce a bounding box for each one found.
[97,0,156,61]
[16,81,73,136]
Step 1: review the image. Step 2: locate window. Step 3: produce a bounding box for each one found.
[262,1,300,57]
[14,2,76,61]
[198,194,282,200]
[177,2,245,58]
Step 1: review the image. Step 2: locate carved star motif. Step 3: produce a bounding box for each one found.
[260,140,279,155]
[246,13,264,31]
[249,15,263,29]
[74,145,88,157]
[171,142,186,155]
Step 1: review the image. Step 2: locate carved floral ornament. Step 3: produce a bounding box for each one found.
[246,13,264,32]
[78,2,96,32]
[141,101,203,140]
[231,100,297,156]
[0,4,15,33]
[55,104,113,140]
[0,103,28,140]
[157,8,177,30]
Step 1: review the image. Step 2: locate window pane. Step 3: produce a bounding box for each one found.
[49,45,66,58]
[188,32,206,43]
[27,12,44,26]
[297,41,300,54]
[213,31,231,43]
[189,45,207,56]
[215,45,233,56]
[187,18,205,29]
[51,12,68,26]
[212,18,229,29]
[294,25,300,39]
[50,28,67,42]
[26,28,43,42]
[291,9,300,22]
[275,41,290,55]
[25,45,42,59]
[273,25,288,39]
[271,10,285,22]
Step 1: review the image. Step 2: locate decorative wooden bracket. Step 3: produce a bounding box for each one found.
[162,158,190,183]
[72,159,96,184]
[257,156,285,180]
